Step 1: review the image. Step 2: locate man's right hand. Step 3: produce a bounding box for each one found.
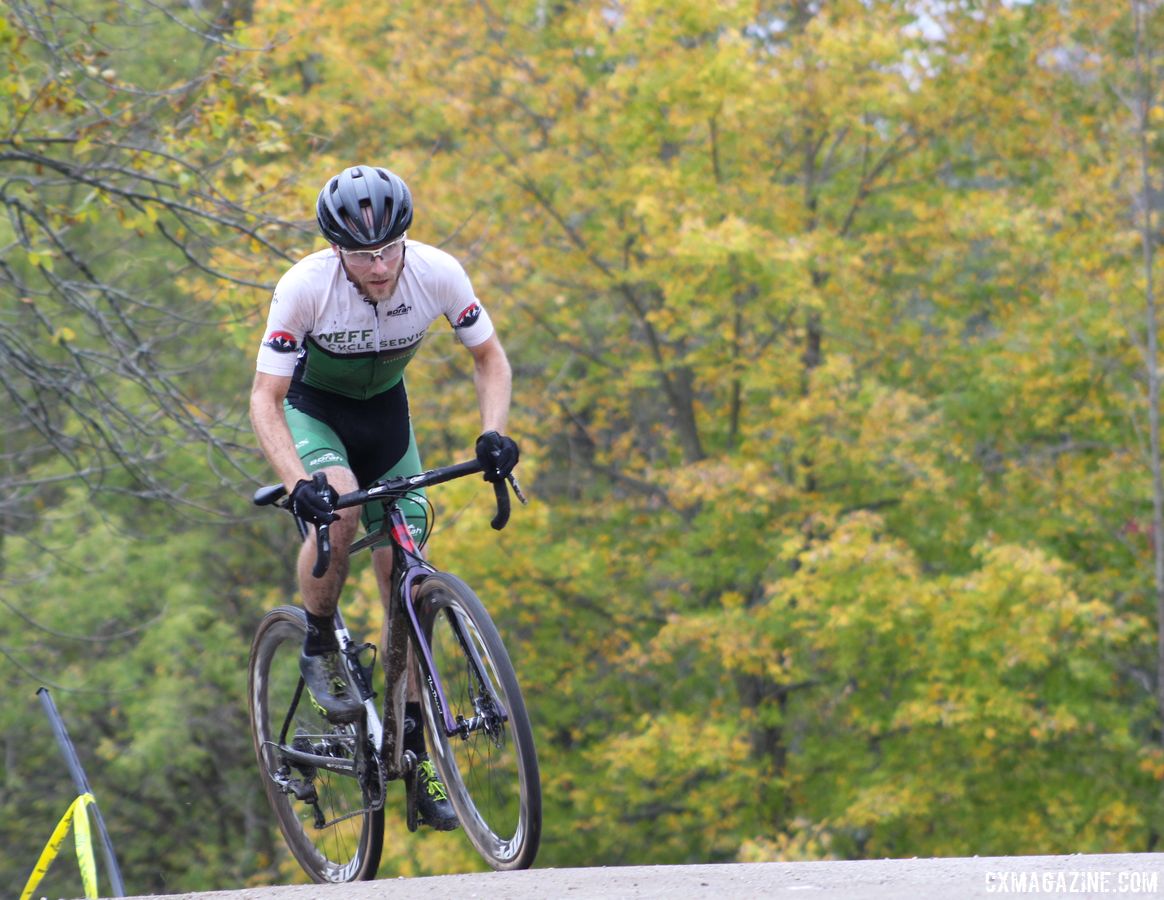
[290,475,340,525]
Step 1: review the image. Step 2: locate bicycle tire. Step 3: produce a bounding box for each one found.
[414,573,541,870]
[248,605,384,883]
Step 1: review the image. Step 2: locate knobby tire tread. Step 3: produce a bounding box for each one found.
[415,573,542,870]
[248,605,384,883]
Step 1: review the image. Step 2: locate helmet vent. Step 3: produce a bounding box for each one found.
[315,165,414,249]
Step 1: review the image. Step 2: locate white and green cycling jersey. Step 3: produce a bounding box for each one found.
[255,240,495,545]
[256,240,494,394]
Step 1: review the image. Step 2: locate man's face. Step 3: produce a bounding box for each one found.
[335,237,406,302]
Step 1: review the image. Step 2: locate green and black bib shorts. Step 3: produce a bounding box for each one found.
[284,377,429,547]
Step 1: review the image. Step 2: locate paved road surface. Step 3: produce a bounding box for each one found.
[119,854,1164,900]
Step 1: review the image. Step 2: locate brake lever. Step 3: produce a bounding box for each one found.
[310,471,333,578]
[312,522,332,578]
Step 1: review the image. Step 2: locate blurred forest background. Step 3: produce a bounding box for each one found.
[4,0,1164,893]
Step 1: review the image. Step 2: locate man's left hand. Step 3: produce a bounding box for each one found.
[476,431,520,483]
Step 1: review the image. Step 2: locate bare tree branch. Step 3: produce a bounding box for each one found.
[0,0,303,529]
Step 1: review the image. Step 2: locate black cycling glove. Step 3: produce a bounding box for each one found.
[475,431,520,483]
[290,475,340,525]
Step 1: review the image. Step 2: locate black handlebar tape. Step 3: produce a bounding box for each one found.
[490,479,511,531]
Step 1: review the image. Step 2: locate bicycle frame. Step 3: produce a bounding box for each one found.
[250,457,541,877]
[327,467,514,782]
[253,459,521,782]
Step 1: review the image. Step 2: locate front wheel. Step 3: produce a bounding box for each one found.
[248,605,383,883]
[414,573,542,870]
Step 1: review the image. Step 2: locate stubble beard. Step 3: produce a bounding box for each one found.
[343,258,404,304]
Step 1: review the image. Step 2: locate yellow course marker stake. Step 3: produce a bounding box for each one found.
[20,792,99,900]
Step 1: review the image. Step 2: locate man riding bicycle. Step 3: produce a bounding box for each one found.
[249,164,520,832]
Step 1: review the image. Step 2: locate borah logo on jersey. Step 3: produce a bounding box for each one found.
[264,331,298,353]
[454,303,482,329]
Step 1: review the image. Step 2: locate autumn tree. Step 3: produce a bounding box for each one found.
[236,0,1164,865]
[7,0,1164,890]
[0,0,294,525]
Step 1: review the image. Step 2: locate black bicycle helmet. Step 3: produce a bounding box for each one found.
[316,165,414,249]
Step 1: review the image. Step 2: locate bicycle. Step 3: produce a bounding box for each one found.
[247,459,541,883]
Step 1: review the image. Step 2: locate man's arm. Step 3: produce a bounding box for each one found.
[249,371,309,491]
[467,334,512,434]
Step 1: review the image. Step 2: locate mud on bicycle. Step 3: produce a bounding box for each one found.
[247,460,541,882]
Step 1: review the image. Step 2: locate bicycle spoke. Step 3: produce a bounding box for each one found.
[250,461,537,878]
[248,607,383,883]
[416,573,541,870]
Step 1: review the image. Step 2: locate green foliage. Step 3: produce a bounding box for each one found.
[0,482,292,891]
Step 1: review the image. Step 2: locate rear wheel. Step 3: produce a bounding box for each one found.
[415,573,541,870]
[248,606,383,883]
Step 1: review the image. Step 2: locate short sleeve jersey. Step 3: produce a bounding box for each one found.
[255,240,494,400]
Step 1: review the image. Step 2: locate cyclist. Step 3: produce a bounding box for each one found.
[249,164,520,831]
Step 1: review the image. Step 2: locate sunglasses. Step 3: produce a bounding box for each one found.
[340,234,407,268]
